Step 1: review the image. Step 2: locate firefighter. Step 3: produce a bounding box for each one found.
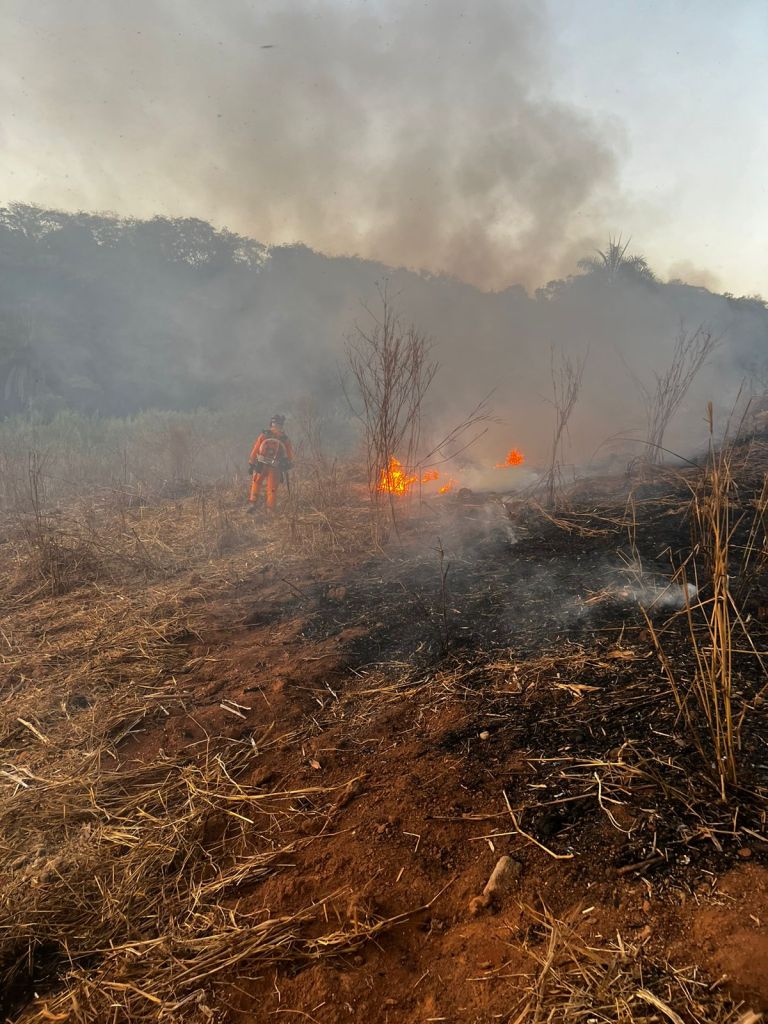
[247,414,294,514]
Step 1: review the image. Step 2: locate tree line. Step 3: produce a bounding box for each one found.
[0,204,765,421]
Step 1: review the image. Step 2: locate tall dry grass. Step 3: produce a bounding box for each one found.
[645,408,767,797]
[0,406,288,512]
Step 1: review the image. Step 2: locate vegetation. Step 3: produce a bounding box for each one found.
[344,284,437,528]
[639,326,719,463]
[543,345,588,506]
[646,409,768,796]
[1,428,767,1021]
[576,234,657,283]
[0,206,766,432]
[0,408,260,509]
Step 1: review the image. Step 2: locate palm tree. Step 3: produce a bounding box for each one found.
[577,235,656,283]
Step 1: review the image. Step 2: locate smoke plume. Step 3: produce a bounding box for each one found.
[1,3,766,475]
[2,0,622,289]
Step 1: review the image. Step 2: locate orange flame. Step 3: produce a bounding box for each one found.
[495,448,525,468]
[378,457,417,495]
[378,458,463,495]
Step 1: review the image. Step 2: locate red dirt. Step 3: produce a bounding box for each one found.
[119,553,768,1021]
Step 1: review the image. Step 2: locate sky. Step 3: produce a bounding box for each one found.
[549,0,768,294]
[0,0,765,295]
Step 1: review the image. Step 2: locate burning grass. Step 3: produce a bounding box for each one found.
[375,450,526,498]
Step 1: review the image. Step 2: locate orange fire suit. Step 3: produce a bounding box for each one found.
[249,429,294,511]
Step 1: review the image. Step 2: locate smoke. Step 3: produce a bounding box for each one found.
[1,2,766,470]
[1,0,622,290]
[667,261,723,292]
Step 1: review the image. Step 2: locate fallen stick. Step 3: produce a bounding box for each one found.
[616,854,664,877]
[17,717,50,745]
[469,855,522,915]
[504,792,574,860]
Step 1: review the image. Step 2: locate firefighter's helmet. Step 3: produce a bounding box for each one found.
[270,414,286,427]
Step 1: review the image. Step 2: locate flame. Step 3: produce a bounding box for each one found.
[378,457,417,495]
[380,462,468,497]
[378,458,462,495]
[495,448,525,468]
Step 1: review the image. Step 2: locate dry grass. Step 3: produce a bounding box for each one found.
[0,472,404,1021]
[644,422,768,797]
[510,905,749,1024]
[1,437,766,1021]
[5,737,382,1023]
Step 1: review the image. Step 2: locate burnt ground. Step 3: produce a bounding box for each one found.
[2,456,768,1023]
[132,474,768,1018]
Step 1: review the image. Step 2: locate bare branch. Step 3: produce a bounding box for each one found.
[637,325,719,465]
[543,346,588,507]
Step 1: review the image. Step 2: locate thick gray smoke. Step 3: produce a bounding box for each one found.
[2,0,620,290]
[1,2,765,476]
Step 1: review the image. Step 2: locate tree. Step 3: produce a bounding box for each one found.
[577,235,656,284]
[0,313,45,415]
[344,282,437,532]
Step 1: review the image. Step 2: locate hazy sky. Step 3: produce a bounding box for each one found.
[550,0,768,295]
[1,0,765,295]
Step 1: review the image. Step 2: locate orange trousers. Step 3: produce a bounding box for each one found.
[249,468,280,510]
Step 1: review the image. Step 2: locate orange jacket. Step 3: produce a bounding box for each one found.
[249,428,294,467]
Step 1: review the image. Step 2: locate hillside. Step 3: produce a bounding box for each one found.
[0,205,766,464]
